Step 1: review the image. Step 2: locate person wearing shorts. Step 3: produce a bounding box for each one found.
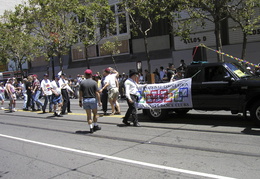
[100,68,121,115]
[51,75,63,117]
[79,69,102,133]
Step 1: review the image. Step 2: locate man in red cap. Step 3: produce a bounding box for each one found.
[79,69,102,133]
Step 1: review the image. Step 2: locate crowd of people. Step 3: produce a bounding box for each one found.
[2,59,260,133]
[0,60,193,116]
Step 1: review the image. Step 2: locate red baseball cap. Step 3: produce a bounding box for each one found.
[84,69,92,75]
[104,68,110,73]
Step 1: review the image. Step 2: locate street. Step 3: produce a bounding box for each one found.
[1,99,260,179]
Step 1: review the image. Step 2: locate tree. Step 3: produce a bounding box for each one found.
[186,0,234,62]
[75,0,115,68]
[227,0,260,60]
[121,0,164,73]
[101,38,122,71]
[0,6,40,78]
[24,0,80,74]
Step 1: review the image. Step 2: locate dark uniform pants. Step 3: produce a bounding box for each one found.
[125,94,138,123]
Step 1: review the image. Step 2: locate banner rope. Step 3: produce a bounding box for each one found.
[198,43,259,68]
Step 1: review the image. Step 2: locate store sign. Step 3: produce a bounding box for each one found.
[174,31,215,50]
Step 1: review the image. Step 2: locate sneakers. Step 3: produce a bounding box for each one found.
[93,125,101,132]
[89,125,101,133]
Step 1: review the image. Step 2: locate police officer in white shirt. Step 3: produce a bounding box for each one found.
[122,71,140,127]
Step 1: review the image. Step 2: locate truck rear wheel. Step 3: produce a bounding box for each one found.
[250,101,260,125]
[146,109,168,121]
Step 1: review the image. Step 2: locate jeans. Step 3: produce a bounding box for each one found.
[43,95,53,112]
[23,93,28,109]
[32,90,43,110]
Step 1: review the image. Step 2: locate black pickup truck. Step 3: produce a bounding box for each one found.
[144,62,260,125]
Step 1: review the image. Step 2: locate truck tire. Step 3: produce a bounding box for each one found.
[250,101,260,125]
[146,108,168,121]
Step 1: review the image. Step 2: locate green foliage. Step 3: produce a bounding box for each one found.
[75,0,115,47]
[0,7,39,72]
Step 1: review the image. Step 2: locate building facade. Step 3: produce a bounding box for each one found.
[2,0,260,78]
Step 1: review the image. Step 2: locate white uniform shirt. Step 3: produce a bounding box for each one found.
[58,78,73,92]
[124,78,139,100]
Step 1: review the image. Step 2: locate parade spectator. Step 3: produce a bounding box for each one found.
[153,68,160,83]
[59,73,73,114]
[0,82,5,110]
[31,74,43,111]
[71,78,79,99]
[93,74,102,90]
[51,75,63,117]
[170,69,184,81]
[159,66,166,82]
[119,72,127,99]
[79,69,102,133]
[138,73,144,84]
[77,74,82,84]
[144,69,149,83]
[178,59,187,72]
[41,74,53,113]
[5,78,16,112]
[255,64,260,76]
[122,71,141,127]
[166,63,176,82]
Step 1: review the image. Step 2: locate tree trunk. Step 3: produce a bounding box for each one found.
[241,32,247,60]
[111,55,118,71]
[58,53,63,72]
[143,35,151,73]
[18,61,23,78]
[215,21,224,62]
[85,46,90,69]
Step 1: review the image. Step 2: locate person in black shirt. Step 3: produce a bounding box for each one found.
[79,69,102,133]
[24,75,33,110]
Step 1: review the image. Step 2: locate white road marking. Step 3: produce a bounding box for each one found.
[0,134,235,179]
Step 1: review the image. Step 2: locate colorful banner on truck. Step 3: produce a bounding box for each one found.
[136,78,193,109]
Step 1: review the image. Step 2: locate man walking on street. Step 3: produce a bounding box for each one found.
[59,73,73,114]
[51,75,63,117]
[123,71,141,127]
[79,69,102,133]
[41,74,53,113]
[31,74,43,111]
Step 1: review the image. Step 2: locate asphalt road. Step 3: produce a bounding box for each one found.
[0,99,260,179]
